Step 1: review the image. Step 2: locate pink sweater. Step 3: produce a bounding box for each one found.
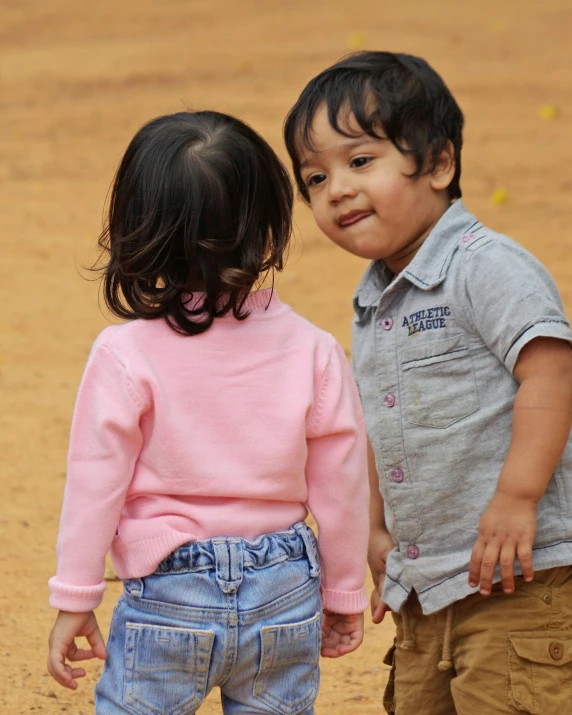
[49,290,369,614]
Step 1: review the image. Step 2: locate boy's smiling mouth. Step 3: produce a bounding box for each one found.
[338,209,374,227]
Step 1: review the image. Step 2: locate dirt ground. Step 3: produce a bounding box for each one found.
[1,0,571,712]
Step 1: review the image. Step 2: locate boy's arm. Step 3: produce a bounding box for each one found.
[367,439,395,623]
[368,438,386,533]
[469,337,572,595]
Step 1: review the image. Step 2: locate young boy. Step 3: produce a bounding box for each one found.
[284,51,572,714]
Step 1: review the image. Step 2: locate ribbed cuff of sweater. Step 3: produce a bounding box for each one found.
[48,577,106,612]
[321,586,368,614]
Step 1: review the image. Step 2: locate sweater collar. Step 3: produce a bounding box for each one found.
[182,288,288,318]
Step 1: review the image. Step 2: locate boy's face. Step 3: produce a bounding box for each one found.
[298,105,452,274]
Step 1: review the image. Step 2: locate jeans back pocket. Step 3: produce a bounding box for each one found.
[253,611,321,715]
[124,622,214,715]
[401,334,479,429]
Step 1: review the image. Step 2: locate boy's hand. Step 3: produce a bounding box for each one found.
[47,610,107,689]
[469,491,537,596]
[370,581,390,624]
[368,528,395,623]
[321,610,364,657]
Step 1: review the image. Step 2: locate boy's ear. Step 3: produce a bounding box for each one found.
[429,140,456,191]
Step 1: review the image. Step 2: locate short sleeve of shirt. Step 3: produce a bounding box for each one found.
[464,237,572,374]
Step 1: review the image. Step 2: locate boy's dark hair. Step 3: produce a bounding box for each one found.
[284,51,464,201]
[96,111,293,336]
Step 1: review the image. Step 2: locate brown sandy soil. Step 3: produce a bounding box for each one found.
[1,1,572,712]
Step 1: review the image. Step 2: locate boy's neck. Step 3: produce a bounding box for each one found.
[384,196,453,276]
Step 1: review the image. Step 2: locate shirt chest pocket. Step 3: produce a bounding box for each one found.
[400,334,479,429]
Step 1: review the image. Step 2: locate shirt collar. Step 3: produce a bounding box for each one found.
[354,200,481,308]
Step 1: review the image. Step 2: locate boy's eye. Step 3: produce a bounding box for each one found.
[351,156,372,168]
[306,173,326,187]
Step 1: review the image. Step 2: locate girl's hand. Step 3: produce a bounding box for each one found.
[468,491,537,596]
[47,610,107,689]
[321,611,364,658]
[368,528,394,622]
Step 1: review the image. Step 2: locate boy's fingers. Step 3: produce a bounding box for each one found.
[370,587,380,615]
[499,542,516,593]
[468,539,485,587]
[372,600,388,624]
[517,542,534,582]
[479,542,500,595]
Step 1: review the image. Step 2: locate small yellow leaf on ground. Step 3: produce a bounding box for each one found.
[348,32,366,50]
[539,105,558,120]
[491,188,508,206]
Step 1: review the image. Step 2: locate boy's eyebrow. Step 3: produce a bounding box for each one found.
[299,135,386,168]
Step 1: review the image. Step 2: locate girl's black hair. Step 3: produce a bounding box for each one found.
[284,51,464,202]
[96,111,293,335]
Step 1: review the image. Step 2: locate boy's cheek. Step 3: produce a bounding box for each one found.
[312,208,335,238]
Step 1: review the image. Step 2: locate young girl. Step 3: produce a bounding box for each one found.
[47,110,369,715]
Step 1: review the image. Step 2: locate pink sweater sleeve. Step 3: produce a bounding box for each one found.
[306,339,369,614]
[49,341,144,611]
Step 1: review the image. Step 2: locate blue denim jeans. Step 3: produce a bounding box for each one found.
[95,523,322,715]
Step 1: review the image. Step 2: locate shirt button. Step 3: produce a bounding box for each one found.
[549,642,564,661]
[462,233,475,243]
[391,469,404,483]
[543,593,552,605]
[381,317,394,330]
[406,545,419,559]
[384,393,396,408]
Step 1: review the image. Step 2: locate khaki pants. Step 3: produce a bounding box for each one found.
[383,566,572,715]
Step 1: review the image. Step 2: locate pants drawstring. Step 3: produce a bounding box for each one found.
[437,604,454,671]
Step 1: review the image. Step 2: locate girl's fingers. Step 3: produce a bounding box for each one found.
[67,629,106,662]
[59,664,86,690]
[47,654,81,690]
[86,626,107,660]
[67,647,97,662]
[321,633,363,657]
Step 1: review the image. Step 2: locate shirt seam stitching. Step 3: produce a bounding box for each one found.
[308,337,337,434]
[98,344,145,408]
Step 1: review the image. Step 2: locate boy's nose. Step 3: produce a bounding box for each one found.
[328,173,357,203]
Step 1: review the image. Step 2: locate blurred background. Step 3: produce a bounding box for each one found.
[1,0,571,712]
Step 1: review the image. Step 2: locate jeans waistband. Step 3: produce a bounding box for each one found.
[153,522,320,581]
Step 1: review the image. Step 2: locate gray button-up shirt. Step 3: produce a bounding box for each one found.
[352,200,572,614]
